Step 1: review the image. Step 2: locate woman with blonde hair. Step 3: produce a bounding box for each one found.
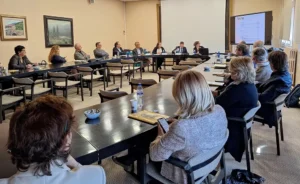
[149,70,228,184]
[48,45,66,64]
[215,56,258,162]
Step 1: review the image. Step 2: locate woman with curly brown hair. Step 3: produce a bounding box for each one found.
[0,95,105,184]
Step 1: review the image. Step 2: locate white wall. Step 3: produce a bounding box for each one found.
[161,0,226,53]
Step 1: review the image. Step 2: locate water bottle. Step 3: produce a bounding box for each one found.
[137,83,144,110]
[126,51,129,57]
[217,51,220,58]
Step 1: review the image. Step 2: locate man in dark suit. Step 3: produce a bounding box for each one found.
[132,42,150,72]
[172,41,188,65]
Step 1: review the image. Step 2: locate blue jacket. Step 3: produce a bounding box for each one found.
[216,82,258,162]
[256,70,292,127]
[51,55,66,64]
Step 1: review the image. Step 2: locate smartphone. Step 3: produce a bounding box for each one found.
[158,118,169,133]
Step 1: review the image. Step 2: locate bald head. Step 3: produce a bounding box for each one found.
[74,43,82,51]
[253,40,264,48]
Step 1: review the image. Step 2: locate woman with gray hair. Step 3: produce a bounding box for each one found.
[215,57,258,162]
[252,47,272,83]
[149,70,228,184]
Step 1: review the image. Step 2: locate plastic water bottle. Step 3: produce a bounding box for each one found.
[137,83,144,110]
[217,51,220,59]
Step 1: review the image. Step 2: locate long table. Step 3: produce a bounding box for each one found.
[0,54,211,83]
[0,58,226,182]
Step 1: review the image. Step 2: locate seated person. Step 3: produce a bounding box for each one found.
[1,95,106,184]
[150,70,228,184]
[235,43,250,57]
[256,51,292,127]
[48,45,66,64]
[112,41,125,56]
[172,41,188,65]
[215,57,258,162]
[252,47,272,83]
[193,41,204,54]
[239,40,247,45]
[132,41,151,71]
[8,45,33,70]
[74,43,90,61]
[253,40,265,49]
[152,42,166,70]
[94,42,109,59]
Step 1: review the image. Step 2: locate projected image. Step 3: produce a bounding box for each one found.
[235,13,265,44]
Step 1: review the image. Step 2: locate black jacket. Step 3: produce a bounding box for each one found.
[172,46,188,54]
[132,48,144,56]
[113,47,125,56]
[216,82,258,162]
[8,54,33,70]
[193,46,204,54]
[152,47,166,54]
[51,55,66,64]
[256,70,292,127]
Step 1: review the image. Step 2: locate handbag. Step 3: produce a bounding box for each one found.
[227,169,265,184]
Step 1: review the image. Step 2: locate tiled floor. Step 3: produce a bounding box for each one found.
[4,67,300,184]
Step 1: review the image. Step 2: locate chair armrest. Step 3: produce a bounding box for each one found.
[107,87,119,92]
[165,157,191,170]
[67,73,82,79]
[34,79,52,85]
[2,86,25,93]
[227,117,245,123]
[93,68,105,72]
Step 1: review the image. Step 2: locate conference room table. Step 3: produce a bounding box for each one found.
[0,57,228,183]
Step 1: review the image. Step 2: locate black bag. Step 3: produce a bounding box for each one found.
[285,84,300,108]
[227,169,265,184]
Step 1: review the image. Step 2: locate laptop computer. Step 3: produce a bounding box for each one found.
[199,48,209,56]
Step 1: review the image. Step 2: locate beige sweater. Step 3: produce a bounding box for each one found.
[149,105,228,184]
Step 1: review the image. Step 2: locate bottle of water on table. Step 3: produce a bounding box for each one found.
[137,83,144,110]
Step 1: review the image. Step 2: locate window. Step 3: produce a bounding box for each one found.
[282,0,295,47]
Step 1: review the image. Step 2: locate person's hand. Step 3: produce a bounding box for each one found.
[66,155,81,169]
[212,90,219,97]
[166,117,177,124]
[157,123,165,137]
[26,64,32,69]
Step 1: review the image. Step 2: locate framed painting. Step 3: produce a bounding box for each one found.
[43,15,74,48]
[0,15,28,41]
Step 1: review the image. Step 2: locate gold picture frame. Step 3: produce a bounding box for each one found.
[0,14,28,41]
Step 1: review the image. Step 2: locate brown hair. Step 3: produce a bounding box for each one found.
[236,44,249,56]
[194,41,200,47]
[48,45,60,62]
[172,70,214,119]
[268,51,289,72]
[7,95,75,176]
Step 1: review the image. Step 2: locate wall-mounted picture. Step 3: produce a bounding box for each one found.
[43,15,74,48]
[0,15,28,41]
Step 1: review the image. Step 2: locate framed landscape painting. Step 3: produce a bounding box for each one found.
[0,15,28,41]
[43,15,74,48]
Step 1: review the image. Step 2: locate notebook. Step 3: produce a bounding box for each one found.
[128,110,169,125]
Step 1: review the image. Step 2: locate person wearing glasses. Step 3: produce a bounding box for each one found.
[8,45,34,70]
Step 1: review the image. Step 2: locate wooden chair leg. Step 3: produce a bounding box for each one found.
[77,85,79,95]
[65,89,68,99]
[279,117,284,141]
[120,76,123,88]
[113,76,115,84]
[81,83,84,101]
[90,81,93,96]
[1,111,5,121]
[275,125,280,156]
[243,127,251,174]
[221,153,226,184]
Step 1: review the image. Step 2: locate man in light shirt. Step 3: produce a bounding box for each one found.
[132,42,150,72]
[94,42,109,59]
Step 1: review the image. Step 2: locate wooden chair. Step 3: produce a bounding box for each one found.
[98,88,128,103]
[12,77,53,101]
[172,65,190,71]
[146,130,229,184]
[254,94,288,156]
[77,66,106,96]
[106,62,130,88]
[179,61,199,67]
[121,59,142,79]
[227,102,261,174]
[0,86,26,123]
[48,71,84,101]
[129,79,157,93]
[157,70,180,82]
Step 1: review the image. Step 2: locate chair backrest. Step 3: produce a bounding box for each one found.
[106,62,123,70]
[77,66,93,76]
[186,129,229,183]
[130,79,157,93]
[243,101,261,129]
[274,94,288,111]
[99,90,128,103]
[48,72,68,82]
[157,70,180,80]
[172,65,190,71]
[12,77,34,85]
[179,61,199,66]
